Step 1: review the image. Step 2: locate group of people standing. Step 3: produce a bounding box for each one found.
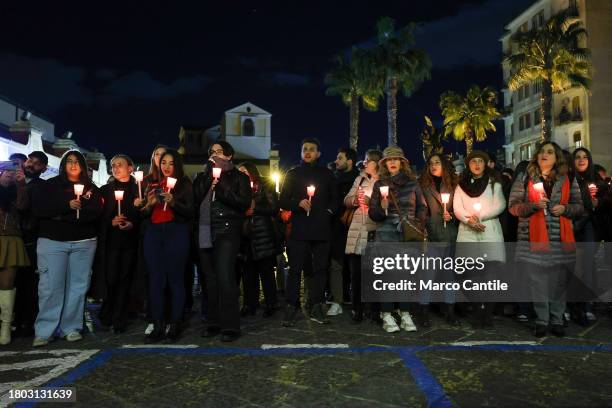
[0,137,610,347]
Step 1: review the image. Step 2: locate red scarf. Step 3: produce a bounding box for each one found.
[527,178,575,252]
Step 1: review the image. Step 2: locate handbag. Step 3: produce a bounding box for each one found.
[340,177,365,228]
[389,190,428,243]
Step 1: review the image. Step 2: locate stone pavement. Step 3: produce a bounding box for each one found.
[1,305,612,407]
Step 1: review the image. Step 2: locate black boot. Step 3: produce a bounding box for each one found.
[420,305,431,328]
[482,303,494,328]
[145,321,165,343]
[445,304,459,326]
[166,322,181,343]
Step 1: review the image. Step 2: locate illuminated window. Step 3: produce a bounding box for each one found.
[573,131,582,148]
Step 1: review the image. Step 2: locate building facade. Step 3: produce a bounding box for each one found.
[500,0,612,170]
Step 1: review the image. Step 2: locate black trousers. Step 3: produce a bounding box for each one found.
[14,243,39,328]
[286,240,330,307]
[243,253,278,310]
[348,254,362,311]
[100,247,136,327]
[200,232,241,333]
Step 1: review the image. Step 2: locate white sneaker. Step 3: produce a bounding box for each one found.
[586,312,596,321]
[84,310,95,333]
[32,337,49,347]
[326,302,343,316]
[145,323,154,335]
[400,312,417,332]
[65,332,82,342]
[382,313,400,333]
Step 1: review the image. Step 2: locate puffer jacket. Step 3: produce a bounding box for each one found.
[246,182,281,260]
[509,174,584,266]
[454,181,506,262]
[344,172,379,255]
[193,161,252,238]
[369,172,428,242]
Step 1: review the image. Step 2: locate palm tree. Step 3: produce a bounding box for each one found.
[420,116,446,162]
[440,85,501,155]
[375,16,431,147]
[325,48,383,150]
[505,8,591,142]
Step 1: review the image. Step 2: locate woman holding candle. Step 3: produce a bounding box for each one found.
[509,142,583,337]
[344,149,382,323]
[0,162,30,345]
[142,149,193,342]
[92,154,140,333]
[30,150,103,346]
[570,147,604,324]
[369,147,428,333]
[236,162,280,317]
[193,142,251,342]
[453,150,506,328]
[418,154,459,326]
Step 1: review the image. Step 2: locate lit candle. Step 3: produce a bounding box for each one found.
[114,190,124,216]
[272,172,280,194]
[74,184,84,219]
[533,182,548,215]
[306,185,315,216]
[472,202,482,214]
[380,186,389,216]
[250,181,255,191]
[163,177,177,211]
[588,183,597,198]
[212,167,222,201]
[134,171,143,200]
[441,193,450,228]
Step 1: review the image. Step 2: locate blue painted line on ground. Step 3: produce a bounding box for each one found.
[16,343,612,408]
[398,348,455,408]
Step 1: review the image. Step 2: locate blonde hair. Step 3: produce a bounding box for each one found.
[526,141,568,183]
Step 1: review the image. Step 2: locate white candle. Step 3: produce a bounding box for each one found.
[441,193,450,228]
[134,171,143,200]
[212,167,222,201]
[74,184,84,219]
[272,172,280,194]
[472,202,482,213]
[163,177,177,211]
[114,190,124,216]
[306,185,315,216]
[380,186,389,216]
[533,182,548,215]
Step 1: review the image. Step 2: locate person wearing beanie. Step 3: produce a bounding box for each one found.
[369,146,428,333]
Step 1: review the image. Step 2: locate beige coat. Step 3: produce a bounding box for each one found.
[344,173,379,255]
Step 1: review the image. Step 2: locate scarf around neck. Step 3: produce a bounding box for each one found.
[459,173,490,198]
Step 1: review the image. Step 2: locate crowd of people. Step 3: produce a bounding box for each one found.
[0,137,610,347]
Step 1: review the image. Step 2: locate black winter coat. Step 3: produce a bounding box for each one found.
[245,183,281,260]
[193,162,252,239]
[279,162,339,241]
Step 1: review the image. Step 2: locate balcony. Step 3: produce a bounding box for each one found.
[557,107,583,125]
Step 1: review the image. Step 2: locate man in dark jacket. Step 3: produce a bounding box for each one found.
[279,138,339,326]
[13,151,47,337]
[327,147,359,316]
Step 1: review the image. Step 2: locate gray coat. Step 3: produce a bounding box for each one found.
[369,173,428,242]
[421,183,458,243]
[509,174,584,266]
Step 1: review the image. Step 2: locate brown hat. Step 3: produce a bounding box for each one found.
[464,150,490,166]
[379,146,409,167]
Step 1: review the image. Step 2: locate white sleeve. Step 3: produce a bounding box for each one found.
[452,186,470,224]
[481,182,506,221]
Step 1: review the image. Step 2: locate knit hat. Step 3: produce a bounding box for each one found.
[0,161,19,172]
[464,150,490,166]
[379,146,409,167]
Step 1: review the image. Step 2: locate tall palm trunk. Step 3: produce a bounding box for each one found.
[349,92,360,151]
[465,129,474,155]
[386,77,399,147]
[541,80,553,142]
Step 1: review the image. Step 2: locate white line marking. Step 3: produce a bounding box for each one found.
[0,352,19,357]
[121,344,199,349]
[448,341,538,346]
[0,349,98,407]
[261,344,350,350]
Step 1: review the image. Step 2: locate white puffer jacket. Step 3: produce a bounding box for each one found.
[344,173,379,255]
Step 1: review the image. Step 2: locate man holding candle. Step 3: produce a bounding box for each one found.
[279,138,339,326]
[92,155,140,333]
[193,142,251,342]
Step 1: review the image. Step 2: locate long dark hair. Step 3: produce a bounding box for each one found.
[148,144,168,181]
[527,141,568,183]
[157,149,185,181]
[59,150,92,186]
[419,154,457,191]
[237,161,262,185]
[572,147,598,183]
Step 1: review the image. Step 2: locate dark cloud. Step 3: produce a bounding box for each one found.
[0,53,93,113]
[264,72,311,87]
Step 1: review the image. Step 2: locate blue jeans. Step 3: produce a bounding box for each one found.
[35,238,97,339]
[144,222,189,322]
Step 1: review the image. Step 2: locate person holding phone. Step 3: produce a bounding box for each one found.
[92,154,140,333]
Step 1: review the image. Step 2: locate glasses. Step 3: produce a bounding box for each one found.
[210,149,225,155]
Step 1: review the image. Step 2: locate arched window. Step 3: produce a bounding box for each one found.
[242,118,255,136]
[572,96,582,120]
[573,131,582,148]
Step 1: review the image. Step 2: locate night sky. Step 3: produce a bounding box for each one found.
[0,0,533,169]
